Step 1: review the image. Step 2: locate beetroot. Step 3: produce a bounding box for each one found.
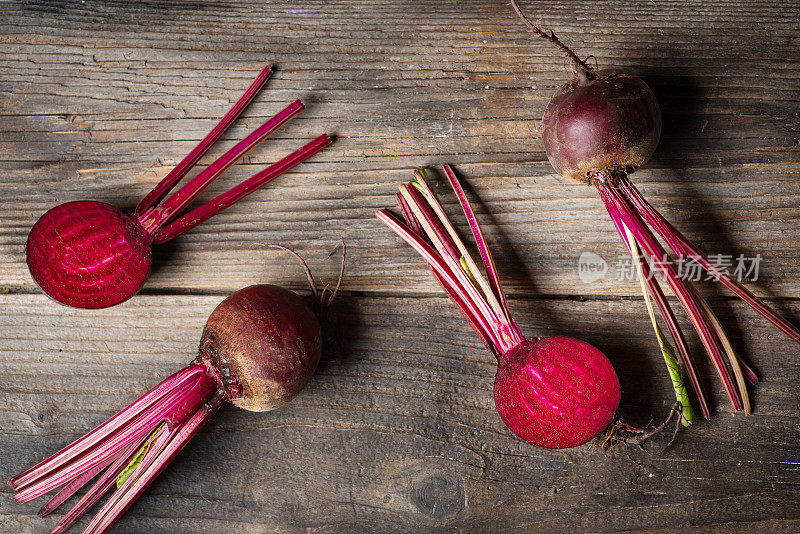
[8,248,341,534]
[542,70,661,183]
[511,0,800,420]
[495,337,620,449]
[200,284,322,412]
[26,66,331,309]
[377,166,619,449]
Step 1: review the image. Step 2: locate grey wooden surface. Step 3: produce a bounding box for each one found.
[1,0,799,532]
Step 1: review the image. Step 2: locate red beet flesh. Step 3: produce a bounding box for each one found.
[23,66,331,310]
[542,69,661,182]
[200,284,323,412]
[26,201,152,309]
[494,337,620,449]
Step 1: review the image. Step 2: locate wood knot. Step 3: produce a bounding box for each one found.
[409,470,465,518]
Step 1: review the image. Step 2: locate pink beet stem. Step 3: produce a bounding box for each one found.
[15,385,185,503]
[377,209,502,349]
[138,99,305,234]
[599,182,744,411]
[397,187,510,350]
[152,133,331,244]
[36,452,119,518]
[441,164,512,323]
[82,395,224,534]
[403,183,461,259]
[684,282,752,414]
[136,66,273,215]
[605,202,711,419]
[13,370,215,503]
[80,424,171,534]
[400,183,500,326]
[9,365,204,491]
[397,192,425,236]
[396,193,497,352]
[402,170,523,347]
[618,176,800,345]
[411,170,509,324]
[46,438,146,533]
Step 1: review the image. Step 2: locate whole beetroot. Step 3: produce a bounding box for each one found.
[200,284,322,412]
[9,248,342,534]
[511,0,800,424]
[542,70,661,183]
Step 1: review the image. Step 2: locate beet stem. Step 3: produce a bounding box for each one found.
[403,182,461,260]
[13,376,200,503]
[397,186,509,350]
[441,165,513,323]
[410,170,507,323]
[136,66,273,215]
[49,438,147,534]
[618,176,800,345]
[613,217,708,420]
[509,0,593,83]
[379,166,526,356]
[684,282,752,414]
[152,134,331,244]
[395,193,497,351]
[82,395,224,534]
[36,453,118,518]
[139,99,305,234]
[377,209,501,349]
[9,366,204,491]
[406,171,519,339]
[597,178,745,411]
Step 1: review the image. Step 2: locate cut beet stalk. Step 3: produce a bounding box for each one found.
[9,366,203,491]
[152,134,332,244]
[82,397,223,534]
[136,66,273,214]
[617,176,800,344]
[596,176,745,412]
[138,99,305,233]
[36,453,119,518]
[25,67,331,309]
[605,198,709,419]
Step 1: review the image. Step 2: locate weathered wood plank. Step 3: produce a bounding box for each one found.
[1,1,799,532]
[0,293,798,532]
[1,0,799,299]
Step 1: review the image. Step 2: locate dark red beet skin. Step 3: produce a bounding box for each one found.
[199,284,323,412]
[26,201,152,309]
[494,337,620,449]
[542,69,661,183]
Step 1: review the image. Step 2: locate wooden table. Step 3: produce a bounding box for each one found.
[1,1,798,532]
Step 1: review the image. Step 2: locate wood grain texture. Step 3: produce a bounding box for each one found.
[1,294,799,534]
[1,0,799,532]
